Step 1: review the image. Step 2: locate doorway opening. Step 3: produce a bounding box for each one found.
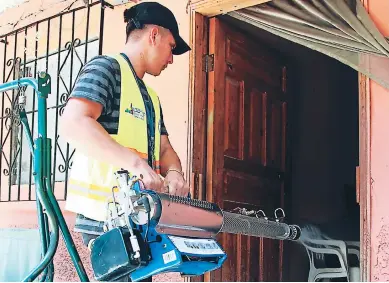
[206,15,360,281]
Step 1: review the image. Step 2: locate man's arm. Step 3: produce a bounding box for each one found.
[160,135,189,196]
[160,135,182,176]
[60,97,138,169]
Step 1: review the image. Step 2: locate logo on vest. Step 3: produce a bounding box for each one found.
[125,103,145,120]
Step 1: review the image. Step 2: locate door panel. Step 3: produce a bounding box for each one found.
[224,76,244,160]
[207,18,288,282]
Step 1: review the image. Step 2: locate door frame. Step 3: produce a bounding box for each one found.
[188,0,272,17]
[358,74,371,282]
[187,2,371,282]
[186,2,272,198]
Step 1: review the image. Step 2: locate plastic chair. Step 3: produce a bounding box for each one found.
[346,241,360,262]
[346,241,360,282]
[302,238,349,282]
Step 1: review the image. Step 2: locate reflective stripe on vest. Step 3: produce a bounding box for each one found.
[65,53,161,221]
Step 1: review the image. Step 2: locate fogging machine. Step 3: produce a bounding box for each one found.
[89,170,301,281]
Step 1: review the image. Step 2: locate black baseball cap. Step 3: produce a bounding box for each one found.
[124,2,191,55]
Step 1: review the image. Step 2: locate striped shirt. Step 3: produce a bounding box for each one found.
[70,53,168,237]
[70,53,168,137]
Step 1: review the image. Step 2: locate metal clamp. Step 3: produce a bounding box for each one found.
[230,207,270,220]
[17,81,26,110]
[274,208,285,223]
[256,210,268,220]
[231,207,255,216]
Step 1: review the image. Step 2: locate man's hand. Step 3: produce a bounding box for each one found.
[162,170,189,196]
[132,158,163,191]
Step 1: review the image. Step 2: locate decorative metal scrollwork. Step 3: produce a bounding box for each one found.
[1,2,100,202]
[59,92,69,116]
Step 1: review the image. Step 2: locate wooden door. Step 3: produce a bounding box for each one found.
[206,18,288,282]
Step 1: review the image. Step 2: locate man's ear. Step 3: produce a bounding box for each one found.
[149,26,160,46]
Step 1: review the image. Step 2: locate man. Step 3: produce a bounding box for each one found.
[60,1,190,268]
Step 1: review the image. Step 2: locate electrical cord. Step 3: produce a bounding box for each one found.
[144,209,150,244]
[136,194,151,244]
[111,185,119,215]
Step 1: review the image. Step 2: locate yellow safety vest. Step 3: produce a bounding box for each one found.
[65,54,161,221]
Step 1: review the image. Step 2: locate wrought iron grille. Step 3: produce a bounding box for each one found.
[0,1,107,202]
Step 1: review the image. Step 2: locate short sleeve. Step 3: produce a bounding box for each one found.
[70,56,117,115]
[160,104,168,136]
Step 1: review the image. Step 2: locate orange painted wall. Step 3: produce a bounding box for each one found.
[0,1,189,281]
[0,0,190,190]
[2,0,389,281]
[365,0,389,281]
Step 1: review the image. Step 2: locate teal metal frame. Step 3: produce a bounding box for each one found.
[0,73,89,282]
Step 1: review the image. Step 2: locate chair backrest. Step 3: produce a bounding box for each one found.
[346,241,360,266]
[0,228,42,282]
[302,238,349,273]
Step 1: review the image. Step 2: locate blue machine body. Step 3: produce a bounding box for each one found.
[130,229,227,281]
[128,183,227,281]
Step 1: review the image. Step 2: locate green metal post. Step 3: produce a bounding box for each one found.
[20,103,52,282]
[36,195,50,282]
[22,73,58,281]
[23,137,59,282]
[37,71,55,282]
[44,139,89,281]
[38,72,89,281]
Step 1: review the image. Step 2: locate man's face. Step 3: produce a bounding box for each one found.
[146,27,176,76]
